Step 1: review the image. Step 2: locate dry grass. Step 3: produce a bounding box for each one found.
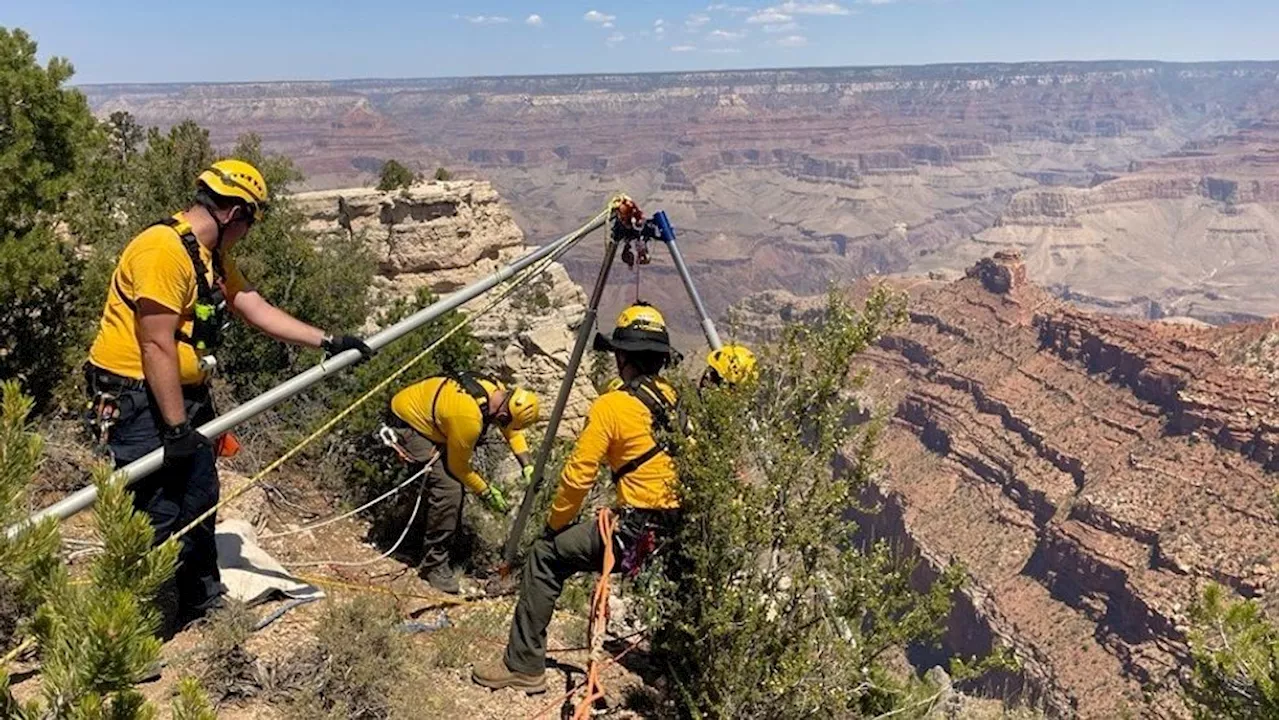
[193,600,264,705]
[271,598,409,720]
[421,602,511,670]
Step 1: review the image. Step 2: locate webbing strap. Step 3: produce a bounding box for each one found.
[109,216,227,351]
[612,375,677,482]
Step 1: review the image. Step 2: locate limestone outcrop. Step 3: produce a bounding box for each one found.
[293,181,596,435]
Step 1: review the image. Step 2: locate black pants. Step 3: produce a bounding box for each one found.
[99,377,223,618]
[393,425,464,574]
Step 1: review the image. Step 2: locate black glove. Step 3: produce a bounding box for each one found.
[322,334,374,364]
[162,421,209,466]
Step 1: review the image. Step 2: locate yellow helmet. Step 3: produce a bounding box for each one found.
[592,302,673,355]
[197,159,269,221]
[504,387,539,431]
[706,344,757,385]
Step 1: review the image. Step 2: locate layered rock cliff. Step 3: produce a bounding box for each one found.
[291,181,596,434]
[736,253,1278,718]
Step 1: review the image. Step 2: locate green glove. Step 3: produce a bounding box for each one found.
[479,485,509,514]
[521,464,535,485]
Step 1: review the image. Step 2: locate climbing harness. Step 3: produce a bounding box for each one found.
[111,215,230,373]
[82,365,142,453]
[445,371,500,433]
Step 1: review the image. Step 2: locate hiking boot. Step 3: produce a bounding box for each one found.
[471,659,546,694]
[423,565,460,595]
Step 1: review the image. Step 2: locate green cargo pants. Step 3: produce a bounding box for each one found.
[504,518,607,675]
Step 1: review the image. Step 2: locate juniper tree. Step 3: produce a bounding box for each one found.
[377,159,416,191]
[645,286,965,718]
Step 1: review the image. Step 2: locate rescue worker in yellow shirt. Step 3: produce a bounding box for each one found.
[386,374,539,594]
[85,160,374,631]
[473,302,683,694]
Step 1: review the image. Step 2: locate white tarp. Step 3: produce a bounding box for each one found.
[215,518,323,605]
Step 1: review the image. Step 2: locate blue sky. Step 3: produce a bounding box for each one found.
[6,0,1277,84]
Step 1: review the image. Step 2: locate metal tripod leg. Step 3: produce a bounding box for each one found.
[502,233,622,567]
[652,211,722,351]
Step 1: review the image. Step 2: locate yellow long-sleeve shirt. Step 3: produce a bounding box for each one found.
[390,376,529,494]
[548,379,681,530]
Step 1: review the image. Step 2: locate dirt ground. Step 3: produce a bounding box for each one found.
[11,462,651,720]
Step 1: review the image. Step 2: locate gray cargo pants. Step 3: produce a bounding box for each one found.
[392,426,464,574]
[504,518,607,675]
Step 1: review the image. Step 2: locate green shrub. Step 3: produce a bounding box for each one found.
[646,287,965,717]
[1,379,222,718]
[0,381,60,653]
[1183,583,1278,719]
[0,29,99,410]
[377,159,416,192]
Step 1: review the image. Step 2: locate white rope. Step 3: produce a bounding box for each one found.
[259,456,437,540]
[286,467,430,569]
[269,227,589,571]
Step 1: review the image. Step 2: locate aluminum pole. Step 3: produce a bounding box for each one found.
[503,233,622,567]
[652,211,722,351]
[9,213,606,538]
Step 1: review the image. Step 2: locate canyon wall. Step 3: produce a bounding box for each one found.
[737,253,1278,718]
[83,61,1279,342]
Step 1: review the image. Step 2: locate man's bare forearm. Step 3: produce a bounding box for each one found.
[140,340,187,427]
[232,291,325,347]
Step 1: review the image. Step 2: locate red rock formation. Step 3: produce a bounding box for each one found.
[837,254,1277,718]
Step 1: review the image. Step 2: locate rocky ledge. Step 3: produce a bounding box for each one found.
[293,181,596,435]
[735,251,1278,718]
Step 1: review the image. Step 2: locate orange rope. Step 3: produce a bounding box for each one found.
[529,633,644,720]
[570,507,617,719]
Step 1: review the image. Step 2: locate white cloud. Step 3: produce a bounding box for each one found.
[460,14,510,24]
[670,44,697,52]
[606,31,626,45]
[747,8,792,23]
[775,34,808,47]
[763,21,799,32]
[685,13,711,30]
[602,21,614,27]
[583,9,616,24]
[654,18,665,26]
[707,3,750,11]
[779,1,851,15]
[707,28,746,41]
[525,14,543,26]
